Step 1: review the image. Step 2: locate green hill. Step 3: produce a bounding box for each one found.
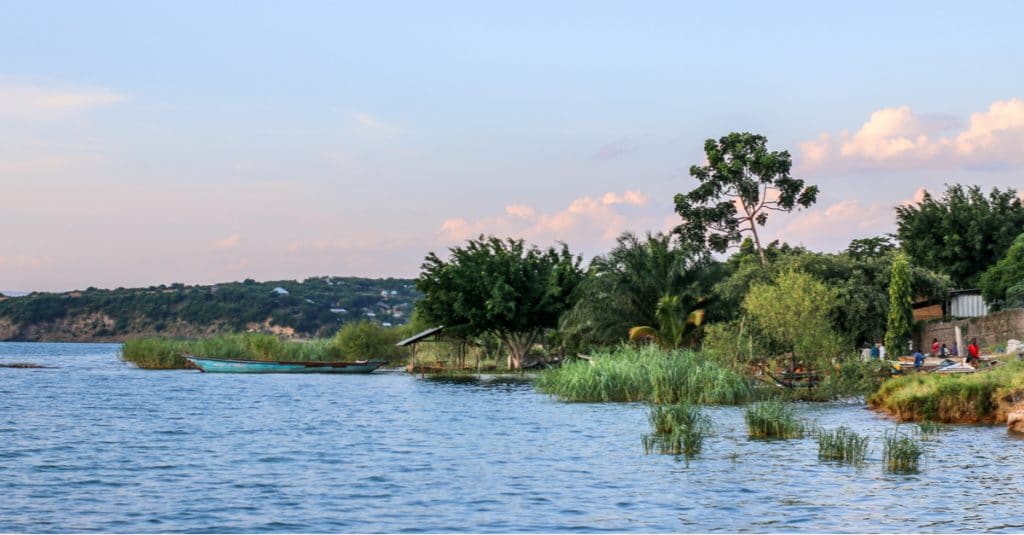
[0,277,419,342]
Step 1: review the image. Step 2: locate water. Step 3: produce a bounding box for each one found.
[2,342,1023,533]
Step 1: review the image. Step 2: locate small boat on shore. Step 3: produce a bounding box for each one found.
[184,355,387,374]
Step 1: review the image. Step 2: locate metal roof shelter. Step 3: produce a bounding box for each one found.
[396,325,445,347]
[949,289,989,318]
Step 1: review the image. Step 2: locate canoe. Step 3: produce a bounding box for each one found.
[184,355,387,374]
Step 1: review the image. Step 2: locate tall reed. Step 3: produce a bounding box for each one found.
[916,420,943,439]
[744,400,805,439]
[120,333,342,369]
[642,402,710,457]
[535,344,755,404]
[818,425,868,464]
[883,428,924,473]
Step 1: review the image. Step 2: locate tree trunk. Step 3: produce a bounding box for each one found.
[749,223,767,267]
[504,331,538,370]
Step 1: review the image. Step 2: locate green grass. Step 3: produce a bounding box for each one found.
[120,334,341,369]
[535,344,755,404]
[869,359,1024,423]
[744,400,805,439]
[818,425,868,464]
[916,420,943,439]
[883,428,924,473]
[642,402,711,457]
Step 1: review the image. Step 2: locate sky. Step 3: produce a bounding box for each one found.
[2,0,1023,292]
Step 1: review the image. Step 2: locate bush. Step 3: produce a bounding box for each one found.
[331,320,407,362]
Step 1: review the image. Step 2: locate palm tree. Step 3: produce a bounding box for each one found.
[559,232,721,349]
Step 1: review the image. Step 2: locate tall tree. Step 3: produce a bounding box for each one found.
[416,236,583,369]
[885,252,913,355]
[980,232,1024,309]
[895,184,1024,288]
[674,132,819,266]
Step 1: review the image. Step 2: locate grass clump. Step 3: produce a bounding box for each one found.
[744,400,805,439]
[535,344,755,404]
[120,333,341,369]
[916,420,943,439]
[868,359,1024,423]
[818,425,868,464]
[883,428,924,473]
[642,402,710,457]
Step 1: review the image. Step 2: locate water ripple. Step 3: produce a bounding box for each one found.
[3,342,1024,532]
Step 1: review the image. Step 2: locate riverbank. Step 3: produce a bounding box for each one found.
[868,356,1024,424]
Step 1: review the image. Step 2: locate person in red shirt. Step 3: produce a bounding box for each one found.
[931,338,940,356]
[967,338,981,367]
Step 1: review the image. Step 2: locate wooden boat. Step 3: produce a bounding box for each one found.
[184,355,387,374]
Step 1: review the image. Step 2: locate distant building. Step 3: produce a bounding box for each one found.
[949,289,989,318]
[272,287,289,295]
[330,308,348,314]
[365,312,376,317]
[382,322,392,327]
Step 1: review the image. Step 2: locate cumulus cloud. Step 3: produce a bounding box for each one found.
[0,82,125,119]
[798,99,1024,172]
[439,190,657,250]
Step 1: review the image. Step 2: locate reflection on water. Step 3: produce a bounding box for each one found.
[2,342,1024,533]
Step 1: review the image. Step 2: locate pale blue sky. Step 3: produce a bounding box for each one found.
[2,1,1023,291]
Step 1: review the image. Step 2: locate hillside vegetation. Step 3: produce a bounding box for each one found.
[0,277,418,341]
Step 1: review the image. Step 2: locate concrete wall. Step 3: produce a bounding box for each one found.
[916,308,1024,353]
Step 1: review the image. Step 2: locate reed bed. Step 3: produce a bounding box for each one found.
[535,345,755,404]
[642,402,711,457]
[744,400,805,439]
[120,334,340,369]
[818,425,868,464]
[883,428,924,473]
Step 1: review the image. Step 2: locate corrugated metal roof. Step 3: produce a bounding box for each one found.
[396,325,445,347]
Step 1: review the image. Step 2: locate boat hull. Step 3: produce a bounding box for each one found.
[184,356,387,374]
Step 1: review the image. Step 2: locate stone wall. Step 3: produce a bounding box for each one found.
[916,308,1024,353]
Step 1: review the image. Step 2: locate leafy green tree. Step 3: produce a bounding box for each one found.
[332,320,406,361]
[416,236,584,369]
[715,239,948,347]
[980,233,1024,308]
[674,132,819,265]
[557,232,724,350]
[895,184,1024,287]
[885,252,913,355]
[742,270,843,371]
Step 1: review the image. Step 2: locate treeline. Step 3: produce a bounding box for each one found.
[0,276,419,341]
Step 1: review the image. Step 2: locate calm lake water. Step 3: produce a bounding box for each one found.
[2,342,1024,533]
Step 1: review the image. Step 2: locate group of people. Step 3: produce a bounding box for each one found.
[913,337,982,369]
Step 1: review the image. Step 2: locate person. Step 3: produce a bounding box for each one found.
[879,343,887,360]
[931,338,940,356]
[870,342,880,360]
[967,338,981,367]
[861,343,873,362]
[940,343,949,358]
[913,349,926,370]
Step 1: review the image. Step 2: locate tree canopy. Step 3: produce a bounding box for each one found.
[895,184,1024,288]
[416,236,584,368]
[674,132,819,265]
[980,232,1024,309]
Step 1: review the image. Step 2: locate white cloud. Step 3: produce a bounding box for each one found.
[798,98,1024,172]
[0,82,125,120]
[439,190,661,252]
